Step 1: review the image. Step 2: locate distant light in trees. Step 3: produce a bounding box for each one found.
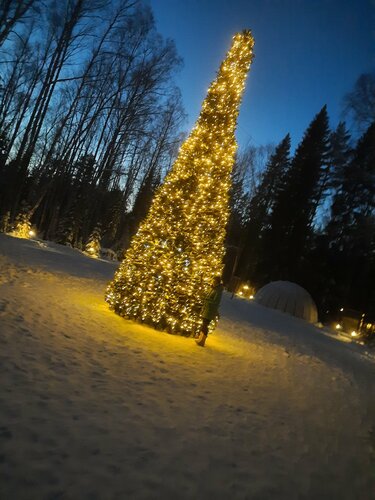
[236,282,256,300]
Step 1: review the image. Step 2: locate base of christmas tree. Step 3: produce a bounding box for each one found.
[108,301,218,338]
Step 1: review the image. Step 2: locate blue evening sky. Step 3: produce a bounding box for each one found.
[149,0,374,150]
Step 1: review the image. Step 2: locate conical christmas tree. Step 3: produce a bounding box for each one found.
[106,31,254,335]
[85,224,102,258]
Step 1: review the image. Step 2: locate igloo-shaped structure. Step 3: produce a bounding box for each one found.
[254,281,318,323]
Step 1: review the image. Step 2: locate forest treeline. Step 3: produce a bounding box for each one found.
[227,88,375,320]
[0,0,185,249]
[0,0,374,320]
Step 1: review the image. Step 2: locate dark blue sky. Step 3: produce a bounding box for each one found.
[149,0,374,150]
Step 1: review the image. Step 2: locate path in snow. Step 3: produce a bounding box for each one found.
[0,234,374,499]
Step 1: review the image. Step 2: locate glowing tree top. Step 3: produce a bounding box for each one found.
[106,30,254,335]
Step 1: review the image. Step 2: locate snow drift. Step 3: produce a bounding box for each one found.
[0,234,374,499]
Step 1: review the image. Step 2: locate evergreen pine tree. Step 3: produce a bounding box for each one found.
[0,211,10,233]
[130,167,161,237]
[106,31,254,335]
[238,134,291,281]
[102,189,124,247]
[328,122,352,191]
[324,122,353,244]
[324,121,375,314]
[263,106,330,281]
[85,224,102,258]
[56,213,75,246]
[12,202,32,238]
[74,155,96,187]
[223,157,252,284]
[301,122,352,314]
[55,189,84,247]
[327,122,374,247]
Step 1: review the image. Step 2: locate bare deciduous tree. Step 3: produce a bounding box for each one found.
[343,72,375,131]
[0,0,38,48]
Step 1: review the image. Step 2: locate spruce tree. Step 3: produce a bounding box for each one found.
[301,122,353,314]
[327,122,374,246]
[12,202,32,238]
[106,31,254,335]
[325,122,375,314]
[130,167,160,237]
[223,157,252,285]
[0,211,10,233]
[264,106,330,280]
[238,134,291,281]
[328,122,352,191]
[325,122,352,244]
[85,224,102,258]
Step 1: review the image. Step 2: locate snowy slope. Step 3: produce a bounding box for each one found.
[0,233,374,500]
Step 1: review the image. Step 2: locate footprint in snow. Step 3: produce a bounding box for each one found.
[0,299,9,315]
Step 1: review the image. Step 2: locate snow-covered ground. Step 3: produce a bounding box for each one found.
[0,233,374,500]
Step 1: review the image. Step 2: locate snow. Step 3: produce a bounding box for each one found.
[0,233,374,499]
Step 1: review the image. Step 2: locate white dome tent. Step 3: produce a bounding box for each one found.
[254,281,318,324]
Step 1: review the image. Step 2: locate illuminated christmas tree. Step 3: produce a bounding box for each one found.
[106,31,254,335]
[85,224,102,258]
[11,203,33,239]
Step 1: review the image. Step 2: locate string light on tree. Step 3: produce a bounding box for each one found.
[11,205,33,239]
[85,224,102,258]
[106,31,254,335]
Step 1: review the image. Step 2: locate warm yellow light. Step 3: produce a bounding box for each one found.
[106,31,255,336]
[340,307,344,312]
[335,324,342,330]
[28,230,35,237]
[11,221,32,239]
[351,331,357,337]
[250,295,254,299]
